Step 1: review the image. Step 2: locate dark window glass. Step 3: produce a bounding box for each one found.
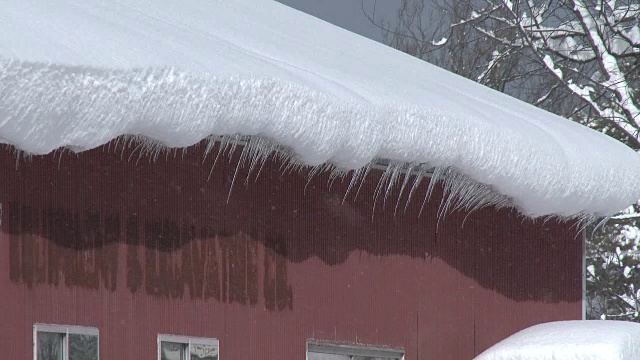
[37,332,64,360]
[190,343,219,360]
[161,341,187,360]
[68,334,98,360]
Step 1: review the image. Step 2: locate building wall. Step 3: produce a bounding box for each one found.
[0,141,583,359]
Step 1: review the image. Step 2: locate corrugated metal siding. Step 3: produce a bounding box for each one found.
[0,141,582,359]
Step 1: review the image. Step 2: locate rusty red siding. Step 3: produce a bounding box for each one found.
[0,141,583,359]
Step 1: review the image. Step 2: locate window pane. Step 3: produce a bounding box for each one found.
[161,341,187,360]
[37,332,64,360]
[190,343,219,360]
[68,334,99,360]
[307,353,350,360]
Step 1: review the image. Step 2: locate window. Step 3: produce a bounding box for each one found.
[158,334,219,360]
[307,341,404,360]
[34,324,99,360]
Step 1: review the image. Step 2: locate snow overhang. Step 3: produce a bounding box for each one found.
[1,0,640,219]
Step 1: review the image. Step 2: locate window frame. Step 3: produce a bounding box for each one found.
[33,323,99,360]
[307,340,405,360]
[157,334,219,360]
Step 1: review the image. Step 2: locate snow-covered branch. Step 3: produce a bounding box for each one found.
[572,0,640,127]
[611,213,640,221]
[376,0,640,144]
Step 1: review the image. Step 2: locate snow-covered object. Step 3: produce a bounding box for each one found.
[475,320,640,360]
[1,0,640,218]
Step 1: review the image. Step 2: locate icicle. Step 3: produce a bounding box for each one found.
[383,162,402,207]
[420,167,445,217]
[1,132,603,223]
[343,166,367,204]
[328,166,347,192]
[226,140,249,203]
[405,164,429,213]
[372,162,402,219]
[394,162,416,216]
[207,134,236,181]
[352,162,372,202]
[244,136,276,184]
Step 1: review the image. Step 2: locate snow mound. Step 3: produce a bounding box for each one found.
[475,320,640,360]
[1,0,640,218]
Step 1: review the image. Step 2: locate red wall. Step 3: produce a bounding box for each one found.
[0,141,583,359]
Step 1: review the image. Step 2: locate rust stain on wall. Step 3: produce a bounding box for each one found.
[7,202,293,310]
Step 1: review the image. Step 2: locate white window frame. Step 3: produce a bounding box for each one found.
[33,323,99,360]
[307,341,404,360]
[157,334,219,360]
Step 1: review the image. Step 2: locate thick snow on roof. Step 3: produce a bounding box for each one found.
[475,320,640,360]
[1,0,640,217]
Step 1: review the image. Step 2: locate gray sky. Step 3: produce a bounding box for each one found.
[274,0,398,42]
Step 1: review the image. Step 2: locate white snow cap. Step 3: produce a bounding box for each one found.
[1,0,640,218]
[475,320,640,360]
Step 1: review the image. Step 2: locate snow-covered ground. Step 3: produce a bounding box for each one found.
[475,320,640,360]
[1,0,640,218]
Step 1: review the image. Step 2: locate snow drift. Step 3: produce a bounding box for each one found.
[475,320,640,360]
[1,0,640,218]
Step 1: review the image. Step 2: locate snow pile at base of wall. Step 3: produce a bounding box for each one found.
[475,320,640,360]
[1,0,640,218]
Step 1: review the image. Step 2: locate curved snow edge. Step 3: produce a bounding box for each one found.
[475,320,640,360]
[1,60,639,218]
